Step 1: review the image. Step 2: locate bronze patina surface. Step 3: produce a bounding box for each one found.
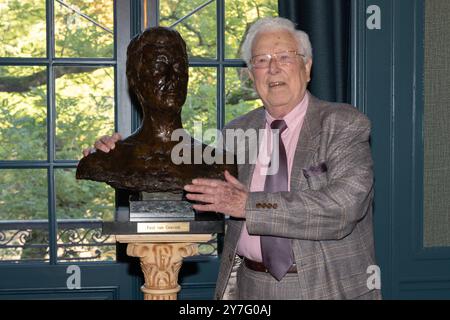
[76,27,236,192]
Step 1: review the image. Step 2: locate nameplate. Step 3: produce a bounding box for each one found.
[137,222,190,233]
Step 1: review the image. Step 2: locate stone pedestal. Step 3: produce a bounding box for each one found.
[116,234,213,300]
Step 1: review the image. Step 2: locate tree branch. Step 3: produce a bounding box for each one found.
[0,67,102,93]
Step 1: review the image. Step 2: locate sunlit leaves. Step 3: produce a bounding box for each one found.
[55,66,114,160]
[160,0,217,59]
[0,169,48,220]
[182,67,217,142]
[225,67,262,124]
[0,66,47,160]
[0,0,46,57]
[225,0,278,59]
[55,169,114,221]
[55,0,114,58]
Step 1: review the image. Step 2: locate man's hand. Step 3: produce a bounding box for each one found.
[184,170,248,218]
[82,132,122,157]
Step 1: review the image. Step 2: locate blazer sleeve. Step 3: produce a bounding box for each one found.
[245,111,374,241]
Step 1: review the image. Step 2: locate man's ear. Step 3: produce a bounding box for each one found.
[305,59,313,82]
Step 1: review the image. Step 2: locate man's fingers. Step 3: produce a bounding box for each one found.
[185,193,215,204]
[83,133,121,156]
[94,140,111,153]
[184,184,216,195]
[224,170,246,191]
[100,135,116,150]
[191,178,226,188]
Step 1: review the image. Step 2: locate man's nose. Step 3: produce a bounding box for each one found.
[268,57,281,74]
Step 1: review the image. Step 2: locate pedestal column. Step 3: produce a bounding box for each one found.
[116,234,213,300]
[127,242,197,300]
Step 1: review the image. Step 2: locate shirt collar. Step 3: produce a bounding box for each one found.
[265,91,310,129]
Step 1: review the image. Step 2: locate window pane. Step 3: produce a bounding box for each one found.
[0,66,47,161]
[182,67,217,145]
[55,168,115,262]
[0,169,48,221]
[225,0,278,59]
[225,67,261,124]
[0,169,49,262]
[0,0,46,57]
[160,0,216,59]
[54,0,114,58]
[55,66,114,160]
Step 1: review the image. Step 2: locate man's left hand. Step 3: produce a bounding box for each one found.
[184,170,248,218]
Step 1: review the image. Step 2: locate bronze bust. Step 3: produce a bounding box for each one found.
[76,27,236,192]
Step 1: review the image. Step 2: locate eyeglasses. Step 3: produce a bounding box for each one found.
[250,50,305,69]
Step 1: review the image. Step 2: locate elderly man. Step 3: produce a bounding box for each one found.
[184,17,380,300]
[87,17,380,300]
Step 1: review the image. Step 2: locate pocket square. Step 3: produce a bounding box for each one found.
[302,162,328,178]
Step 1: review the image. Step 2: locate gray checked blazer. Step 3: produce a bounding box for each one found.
[214,92,381,300]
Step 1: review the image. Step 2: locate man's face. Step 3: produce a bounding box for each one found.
[138,37,188,112]
[248,30,312,118]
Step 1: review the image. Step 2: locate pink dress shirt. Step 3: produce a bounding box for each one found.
[236,93,309,262]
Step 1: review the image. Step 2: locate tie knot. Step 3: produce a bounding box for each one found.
[270,120,287,134]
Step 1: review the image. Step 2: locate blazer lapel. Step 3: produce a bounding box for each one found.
[290,93,322,191]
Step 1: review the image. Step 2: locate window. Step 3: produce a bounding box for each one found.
[0,0,116,263]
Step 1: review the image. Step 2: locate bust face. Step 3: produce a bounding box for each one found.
[133,29,189,113]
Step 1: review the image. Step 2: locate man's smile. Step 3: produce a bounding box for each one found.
[268,81,286,88]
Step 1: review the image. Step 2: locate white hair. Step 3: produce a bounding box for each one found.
[241,17,313,69]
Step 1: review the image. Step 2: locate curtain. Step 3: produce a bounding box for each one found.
[278,0,351,103]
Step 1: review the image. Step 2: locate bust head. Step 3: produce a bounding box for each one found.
[126,27,189,114]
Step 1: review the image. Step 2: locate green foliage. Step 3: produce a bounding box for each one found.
[182,67,217,142]
[225,0,278,59]
[0,0,46,57]
[225,67,262,124]
[55,67,114,160]
[55,169,114,221]
[54,0,114,58]
[0,169,48,220]
[160,0,217,58]
[0,67,47,161]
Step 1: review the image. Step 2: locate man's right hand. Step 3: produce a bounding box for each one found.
[82,132,123,157]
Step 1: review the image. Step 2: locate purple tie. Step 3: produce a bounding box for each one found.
[260,119,294,281]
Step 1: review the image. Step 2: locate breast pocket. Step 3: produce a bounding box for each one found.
[302,162,328,191]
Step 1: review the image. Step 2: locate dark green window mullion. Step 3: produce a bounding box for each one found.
[46,0,58,265]
[130,0,143,133]
[217,0,225,131]
[0,59,49,66]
